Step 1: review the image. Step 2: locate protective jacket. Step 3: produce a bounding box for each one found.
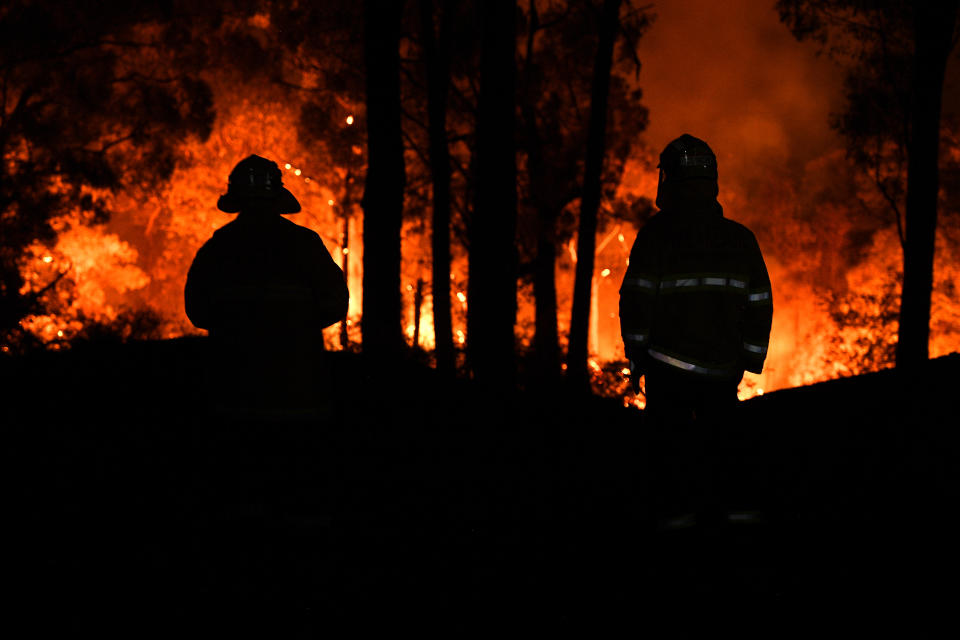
[185,213,347,332]
[185,212,348,419]
[619,200,772,382]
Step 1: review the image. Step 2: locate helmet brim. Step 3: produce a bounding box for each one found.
[217,187,301,214]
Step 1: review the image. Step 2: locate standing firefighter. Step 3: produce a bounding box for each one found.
[619,134,773,531]
[185,154,349,420]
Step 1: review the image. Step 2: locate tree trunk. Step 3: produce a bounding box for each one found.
[467,0,518,387]
[895,1,958,370]
[413,277,424,349]
[522,0,562,385]
[567,0,621,391]
[339,175,351,350]
[419,0,456,375]
[361,0,407,356]
[533,207,561,381]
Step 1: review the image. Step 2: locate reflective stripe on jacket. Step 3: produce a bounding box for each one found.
[619,202,773,379]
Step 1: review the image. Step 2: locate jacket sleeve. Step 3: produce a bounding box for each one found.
[308,234,349,329]
[619,223,659,370]
[184,242,215,330]
[740,232,773,374]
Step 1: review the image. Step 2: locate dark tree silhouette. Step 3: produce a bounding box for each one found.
[519,0,581,385]
[778,0,960,370]
[520,0,578,386]
[419,0,456,374]
[467,0,518,386]
[567,0,623,391]
[362,0,407,356]
[0,1,217,348]
[898,3,959,369]
[517,0,651,386]
[271,0,369,352]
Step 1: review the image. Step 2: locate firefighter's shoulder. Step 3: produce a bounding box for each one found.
[207,218,241,241]
[636,210,668,238]
[717,217,762,248]
[273,214,324,242]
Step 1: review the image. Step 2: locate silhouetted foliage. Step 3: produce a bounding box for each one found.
[0,1,237,347]
[821,282,900,376]
[778,0,960,369]
[72,307,167,344]
[568,0,631,390]
[515,0,652,387]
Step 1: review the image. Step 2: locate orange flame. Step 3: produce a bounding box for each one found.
[12,76,960,402]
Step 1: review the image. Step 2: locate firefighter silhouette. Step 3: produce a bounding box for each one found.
[619,134,773,531]
[185,154,349,420]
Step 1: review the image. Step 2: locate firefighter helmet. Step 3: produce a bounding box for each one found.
[217,154,301,214]
[657,134,718,183]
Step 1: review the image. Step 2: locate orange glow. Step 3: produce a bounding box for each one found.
[10,44,959,406]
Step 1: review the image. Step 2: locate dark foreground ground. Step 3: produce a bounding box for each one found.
[5,338,958,636]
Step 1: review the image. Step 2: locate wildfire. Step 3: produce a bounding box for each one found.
[10,56,960,404]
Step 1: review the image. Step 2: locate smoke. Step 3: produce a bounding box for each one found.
[627,1,924,393]
[635,0,845,202]
[13,2,957,393]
